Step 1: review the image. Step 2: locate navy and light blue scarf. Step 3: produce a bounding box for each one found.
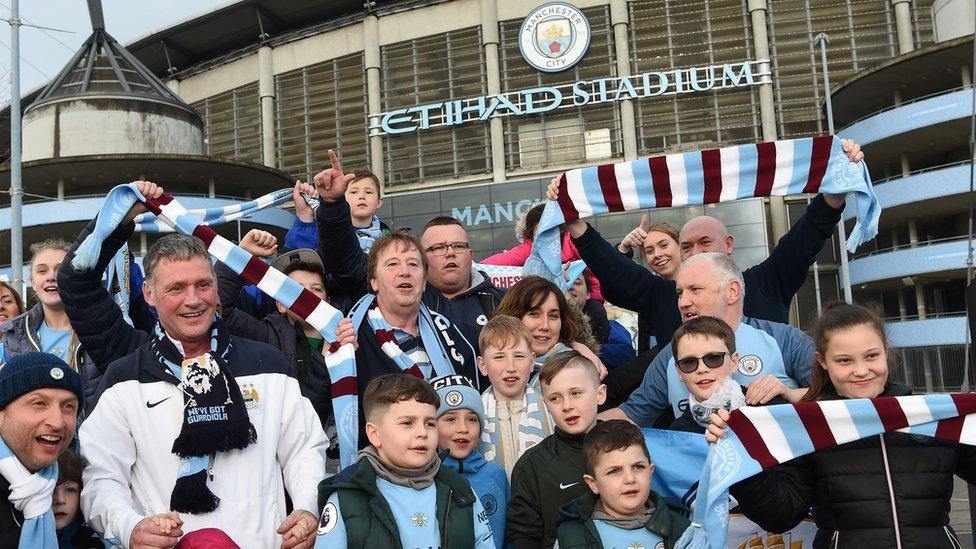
[151,320,256,514]
[355,216,385,253]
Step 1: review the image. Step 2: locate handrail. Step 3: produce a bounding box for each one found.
[873,159,972,185]
[884,311,966,322]
[840,84,973,129]
[852,235,972,259]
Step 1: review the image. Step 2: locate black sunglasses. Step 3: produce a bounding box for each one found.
[676,352,728,374]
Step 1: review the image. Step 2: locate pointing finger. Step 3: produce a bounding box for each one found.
[328,149,343,176]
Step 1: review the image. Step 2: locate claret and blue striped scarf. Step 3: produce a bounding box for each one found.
[524,135,881,281]
[72,183,358,466]
[675,393,976,549]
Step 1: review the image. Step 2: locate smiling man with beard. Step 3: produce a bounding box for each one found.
[599,253,814,428]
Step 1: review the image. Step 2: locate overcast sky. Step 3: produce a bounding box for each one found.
[0,0,226,97]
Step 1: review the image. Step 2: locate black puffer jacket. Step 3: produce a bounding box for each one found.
[215,261,332,428]
[0,304,100,415]
[58,219,151,411]
[731,383,976,548]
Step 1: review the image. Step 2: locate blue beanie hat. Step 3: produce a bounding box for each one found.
[430,375,485,427]
[0,352,85,410]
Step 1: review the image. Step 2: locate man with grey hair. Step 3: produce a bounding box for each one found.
[60,181,326,548]
[599,252,814,427]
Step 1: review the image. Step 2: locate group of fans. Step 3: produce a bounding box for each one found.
[0,139,972,549]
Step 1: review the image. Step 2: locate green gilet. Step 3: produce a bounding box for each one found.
[318,459,478,548]
[556,491,689,549]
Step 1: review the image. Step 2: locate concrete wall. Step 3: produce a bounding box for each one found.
[23,98,204,161]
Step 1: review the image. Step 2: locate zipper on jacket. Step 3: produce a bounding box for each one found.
[879,435,903,549]
[830,530,839,549]
[441,488,452,549]
[944,526,961,549]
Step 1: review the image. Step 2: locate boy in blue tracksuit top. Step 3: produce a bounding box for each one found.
[315,374,495,548]
[432,374,510,549]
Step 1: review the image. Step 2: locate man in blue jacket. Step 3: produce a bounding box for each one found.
[600,252,814,427]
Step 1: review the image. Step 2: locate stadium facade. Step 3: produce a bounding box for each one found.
[0,0,972,390]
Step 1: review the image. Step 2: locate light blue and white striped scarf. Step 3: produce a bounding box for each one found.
[72,183,356,465]
[0,436,58,548]
[676,393,976,549]
[525,136,881,282]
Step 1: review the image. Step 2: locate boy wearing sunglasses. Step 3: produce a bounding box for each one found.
[668,316,793,432]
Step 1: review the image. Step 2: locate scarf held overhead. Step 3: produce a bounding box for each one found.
[72,183,357,463]
[524,136,880,281]
[675,393,976,549]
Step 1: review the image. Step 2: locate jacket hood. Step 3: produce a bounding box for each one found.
[458,269,495,298]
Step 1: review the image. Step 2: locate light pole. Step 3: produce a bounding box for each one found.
[8,0,22,293]
[814,32,854,304]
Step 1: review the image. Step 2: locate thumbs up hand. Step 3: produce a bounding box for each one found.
[618,213,650,254]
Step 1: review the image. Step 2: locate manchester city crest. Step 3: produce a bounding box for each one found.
[738,354,763,376]
[445,390,464,407]
[519,3,591,73]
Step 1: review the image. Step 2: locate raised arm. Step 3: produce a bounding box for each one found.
[58,181,162,371]
[314,150,370,301]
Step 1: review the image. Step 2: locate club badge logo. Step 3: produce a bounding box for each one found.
[738,354,763,376]
[445,390,464,407]
[519,3,591,73]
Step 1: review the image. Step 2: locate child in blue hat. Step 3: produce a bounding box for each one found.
[432,374,510,549]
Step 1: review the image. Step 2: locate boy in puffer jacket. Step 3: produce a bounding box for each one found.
[433,374,510,549]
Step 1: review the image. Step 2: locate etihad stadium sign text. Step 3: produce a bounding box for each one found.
[373,59,771,136]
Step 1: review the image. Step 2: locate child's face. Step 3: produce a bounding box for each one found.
[277,269,327,324]
[345,178,382,221]
[583,444,654,518]
[437,409,481,459]
[816,323,889,399]
[542,365,606,435]
[53,480,80,530]
[366,399,438,469]
[675,334,738,402]
[477,339,535,402]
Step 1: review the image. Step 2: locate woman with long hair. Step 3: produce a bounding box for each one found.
[707,301,976,548]
[494,276,605,378]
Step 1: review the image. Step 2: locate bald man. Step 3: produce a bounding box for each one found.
[559,140,862,348]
